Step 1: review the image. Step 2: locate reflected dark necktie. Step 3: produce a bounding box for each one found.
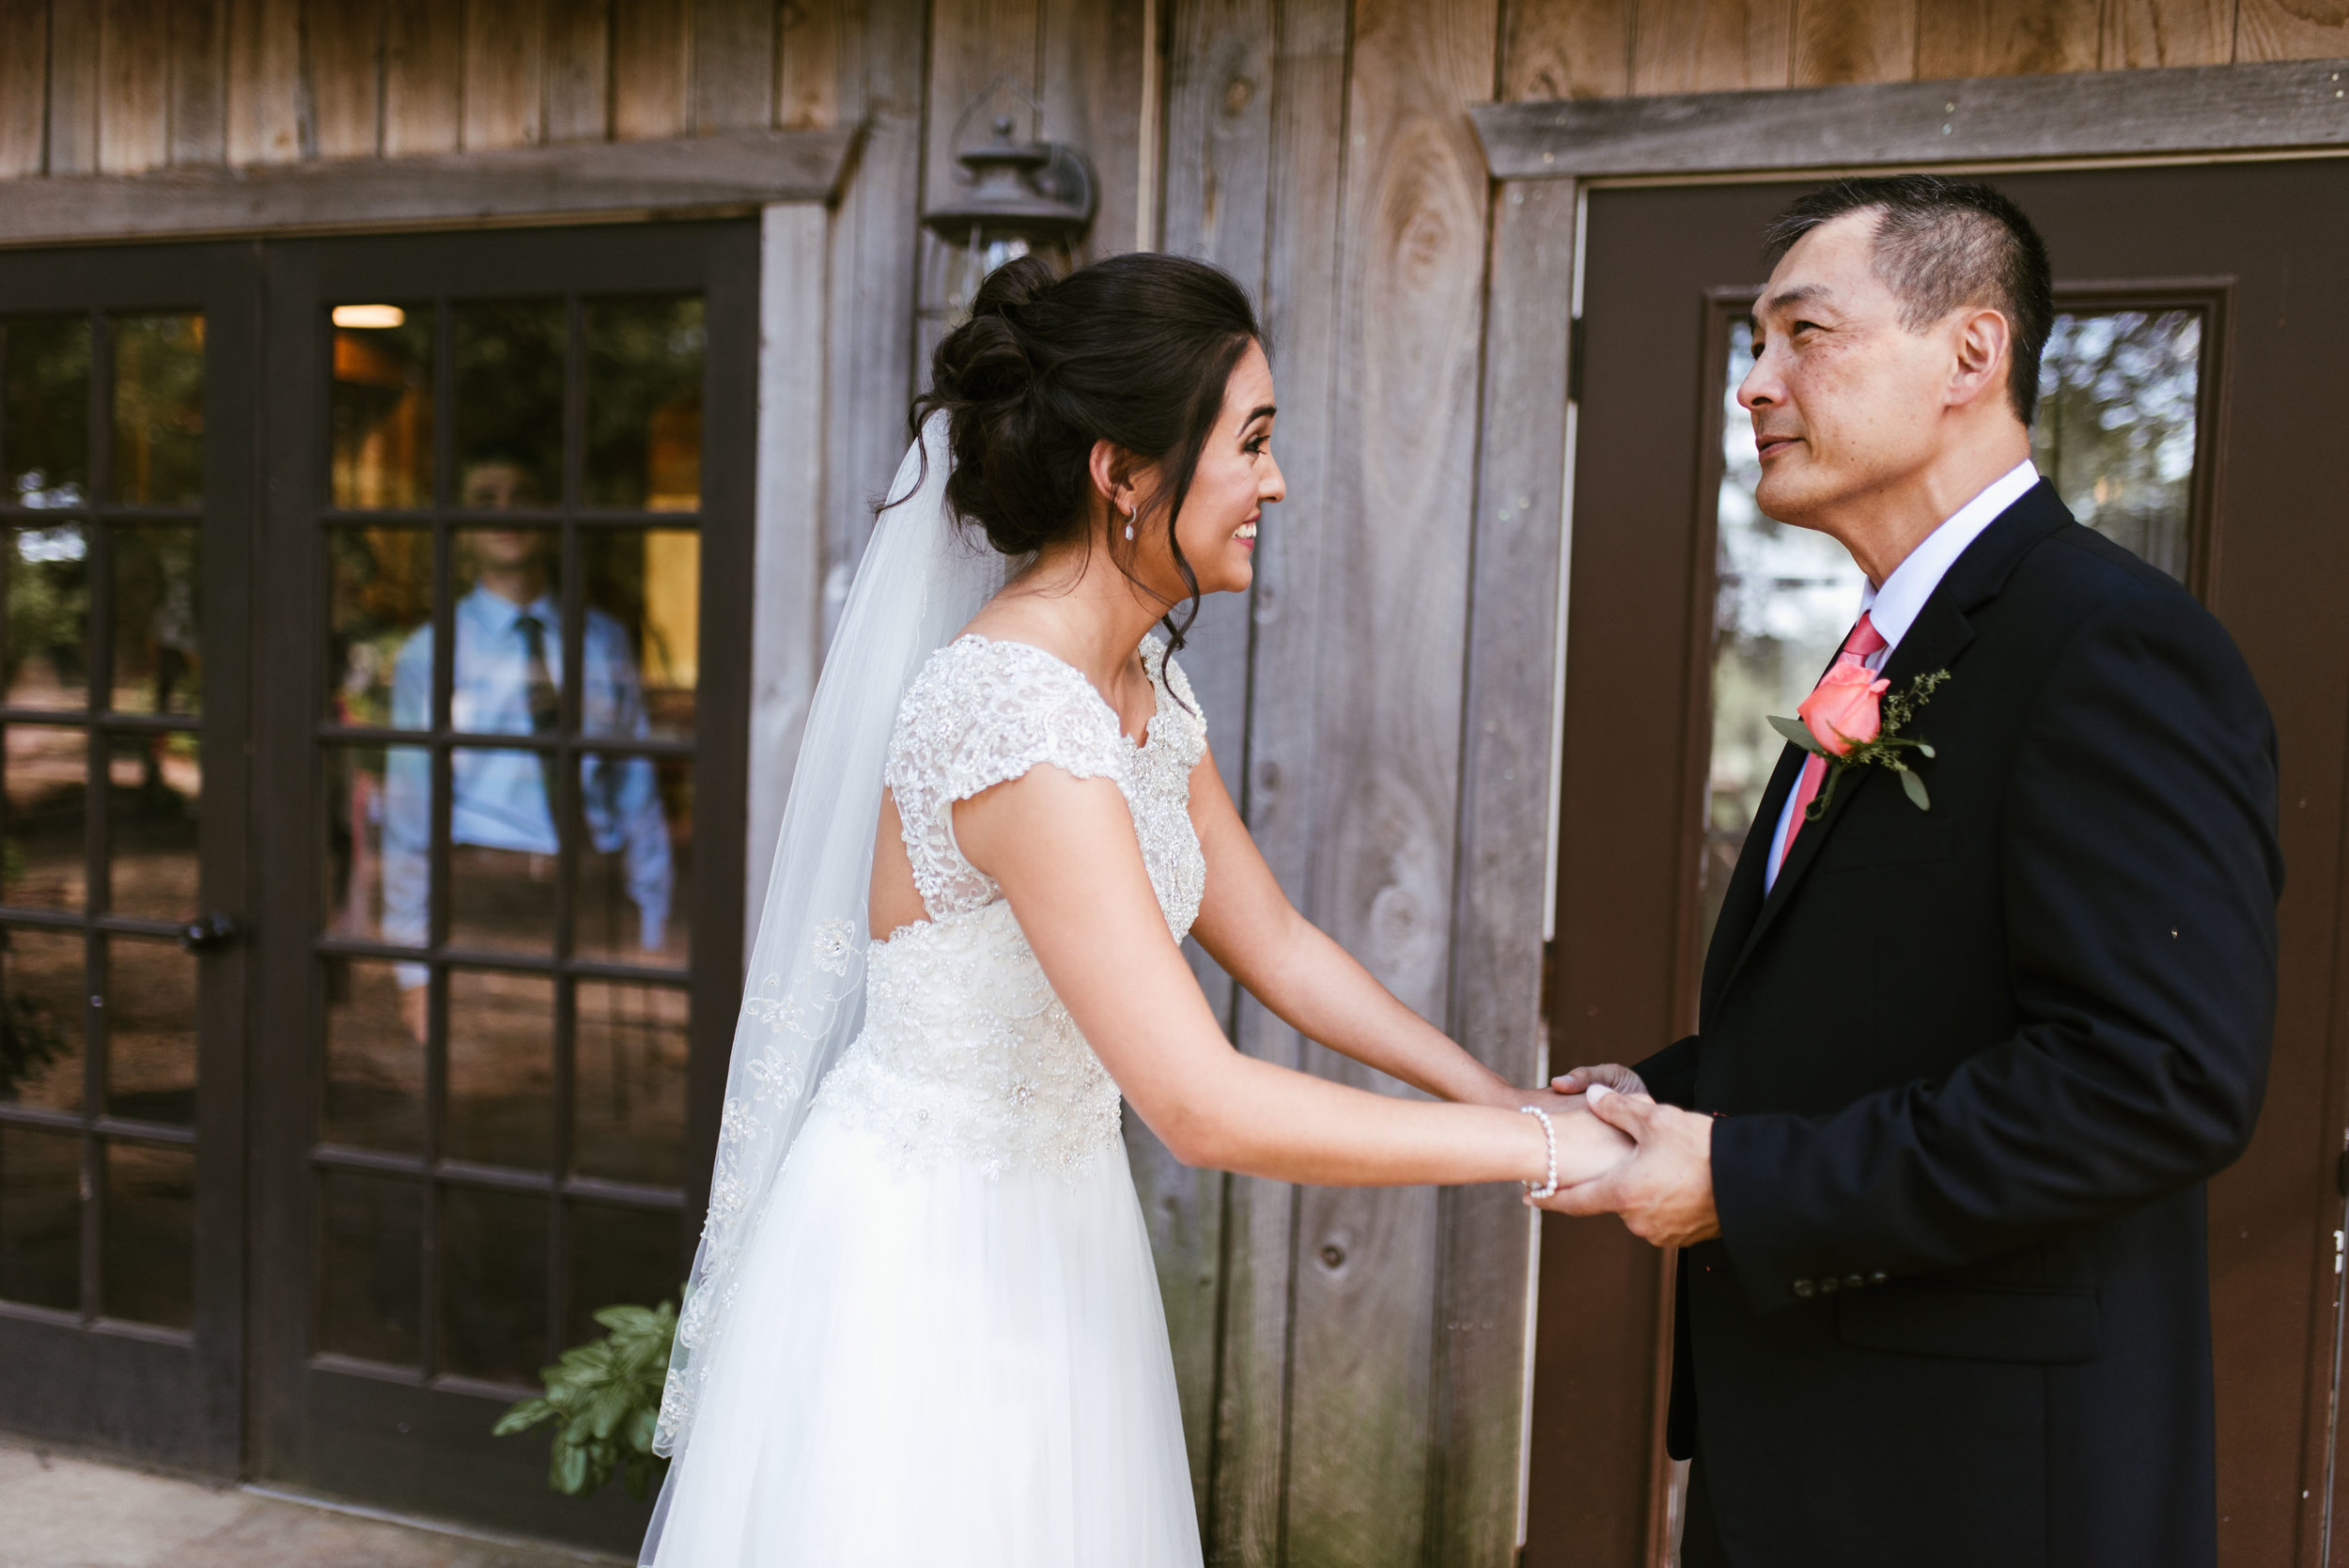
[515,613,561,817]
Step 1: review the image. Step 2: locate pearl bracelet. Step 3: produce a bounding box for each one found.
[1518,1105,1559,1200]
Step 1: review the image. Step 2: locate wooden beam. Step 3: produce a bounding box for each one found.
[1470,56,2349,179]
[0,128,856,246]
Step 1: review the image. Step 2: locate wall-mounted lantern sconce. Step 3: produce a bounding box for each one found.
[923,113,1097,319]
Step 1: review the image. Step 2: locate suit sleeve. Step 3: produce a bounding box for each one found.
[1711,591,2281,1313]
[1635,1035,1701,1109]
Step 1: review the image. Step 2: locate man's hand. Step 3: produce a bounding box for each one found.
[1551,1063,1647,1097]
[1538,1085,1720,1248]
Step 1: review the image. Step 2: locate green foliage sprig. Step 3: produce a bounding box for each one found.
[494,1298,677,1500]
[1768,669,1951,815]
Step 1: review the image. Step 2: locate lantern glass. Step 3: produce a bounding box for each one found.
[934,227,1077,325]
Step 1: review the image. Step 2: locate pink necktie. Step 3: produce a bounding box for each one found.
[1772,612,1890,879]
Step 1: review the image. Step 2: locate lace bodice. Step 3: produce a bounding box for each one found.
[812,635,1207,1178]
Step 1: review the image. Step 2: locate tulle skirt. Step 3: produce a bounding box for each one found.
[638,1104,1204,1567]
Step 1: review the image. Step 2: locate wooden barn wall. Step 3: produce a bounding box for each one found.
[5,0,2349,1563]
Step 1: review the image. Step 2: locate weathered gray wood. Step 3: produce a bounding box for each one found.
[381,0,464,154]
[692,0,779,132]
[775,0,842,130]
[612,0,692,139]
[1434,174,1577,1568]
[305,0,385,160]
[168,0,231,166]
[1044,0,1149,263]
[1471,57,2349,179]
[0,127,856,245]
[544,0,614,144]
[100,0,173,174]
[0,0,52,178]
[226,0,305,163]
[462,0,545,148]
[46,0,101,176]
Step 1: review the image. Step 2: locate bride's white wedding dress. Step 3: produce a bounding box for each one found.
[642,632,1207,1567]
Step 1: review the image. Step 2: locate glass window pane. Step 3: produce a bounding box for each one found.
[452,525,562,737]
[324,958,426,1152]
[111,315,204,508]
[323,742,432,948]
[8,523,90,708]
[328,526,432,727]
[101,1140,192,1327]
[574,981,688,1186]
[318,1169,423,1366]
[108,731,199,920]
[1,927,85,1110]
[454,302,565,512]
[440,1184,547,1384]
[103,938,195,1125]
[583,529,696,742]
[6,724,88,910]
[0,1123,81,1311]
[330,303,434,510]
[564,1203,681,1350]
[574,753,687,969]
[2,316,91,509]
[445,968,553,1171]
[2034,309,2200,583]
[110,524,201,715]
[447,747,556,956]
[585,296,704,511]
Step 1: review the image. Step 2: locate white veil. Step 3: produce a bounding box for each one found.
[651,413,1004,1464]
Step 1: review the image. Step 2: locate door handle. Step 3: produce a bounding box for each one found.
[178,913,240,955]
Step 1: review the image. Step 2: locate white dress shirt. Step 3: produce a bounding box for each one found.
[1761,459,2040,892]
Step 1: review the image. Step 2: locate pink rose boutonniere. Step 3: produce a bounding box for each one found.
[1770,669,1950,815]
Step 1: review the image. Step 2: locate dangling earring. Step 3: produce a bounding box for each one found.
[1123,506,1136,542]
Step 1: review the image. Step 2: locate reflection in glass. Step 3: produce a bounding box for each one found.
[323,958,426,1152]
[111,525,201,714]
[586,296,705,510]
[6,725,88,910]
[112,315,204,507]
[322,743,430,946]
[2035,310,2200,582]
[585,529,697,741]
[445,748,559,957]
[440,1183,548,1384]
[575,753,686,968]
[2,316,92,508]
[108,732,199,919]
[1703,319,1869,947]
[574,981,689,1186]
[102,1141,193,1327]
[445,968,553,1170]
[0,1123,81,1310]
[327,527,430,726]
[331,304,434,510]
[318,1169,423,1366]
[104,939,196,1124]
[7,523,90,708]
[455,302,565,511]
[565,1203,680,1349]
[448,525,563,737]
[0,927,84,1110]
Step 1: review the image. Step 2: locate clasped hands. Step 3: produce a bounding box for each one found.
[1521,1064,1720,1250]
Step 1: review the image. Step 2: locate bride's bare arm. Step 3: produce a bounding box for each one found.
[955,764,1631,1188]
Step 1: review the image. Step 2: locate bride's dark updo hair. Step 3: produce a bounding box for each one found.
[906,250,1263,646]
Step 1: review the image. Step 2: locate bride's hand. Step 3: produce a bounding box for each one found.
[1512,1086,1638,1188]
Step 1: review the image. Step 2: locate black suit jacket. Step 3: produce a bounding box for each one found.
[1636,482,2281,1568]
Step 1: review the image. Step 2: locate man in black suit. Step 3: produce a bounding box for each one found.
[1549,177,2280,1567]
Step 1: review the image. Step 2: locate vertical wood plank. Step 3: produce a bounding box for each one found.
[46,0,101,174]
[691,0,777,132]
[545,0,613,142]
[1434,175,1578,1568]
[613,0,692,138]
[1283,0,1497,1558]
[0,0,51,177]
[1915,0,2100,77]
[306,0,385,159]
[2101,0,2233,65]
[463,0,546,148]
[1501,0,1634,101]
[776,0,842,128]
[100,0,172,174]
[1043,0,1149,264]
[170,0,232,166]
[1790,0,1916,85]
[382,0,463,154]
[228,0,306,163]
[1631,0,1795,92]
[918,0,1043,365]
[2236,0,2349,60]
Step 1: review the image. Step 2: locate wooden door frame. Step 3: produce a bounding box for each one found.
[1457,55,2349,1568]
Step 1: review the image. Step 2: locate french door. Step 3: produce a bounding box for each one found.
[0,244,255,1474]
[1532,160,2349,1566]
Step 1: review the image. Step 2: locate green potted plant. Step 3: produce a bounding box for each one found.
[494,1296,677,1499]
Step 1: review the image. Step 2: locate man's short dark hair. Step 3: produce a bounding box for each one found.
[1763,175,2054,426]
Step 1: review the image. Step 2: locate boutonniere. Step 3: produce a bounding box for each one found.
[1769,669,1950,815]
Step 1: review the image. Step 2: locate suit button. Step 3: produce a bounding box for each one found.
[1844,1275,1865,1291]
[1818,1276,1840,1295]
[1792,1279,1815,1298]
[1869,1271,1888,1286]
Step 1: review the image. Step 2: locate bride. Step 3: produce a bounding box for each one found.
[639,251,1627,1565]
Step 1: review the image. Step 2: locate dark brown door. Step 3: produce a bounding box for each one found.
[252,223,755,1550]
[1530,160,2349,1567]
[0,244,255,1475]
